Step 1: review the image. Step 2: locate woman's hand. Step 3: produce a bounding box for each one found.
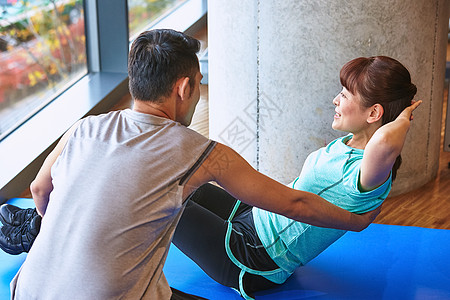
[397,100,422,122]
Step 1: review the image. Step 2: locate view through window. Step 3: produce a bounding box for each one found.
[0,0,194,141]
[128,0,186,40]
[0,0,87,140]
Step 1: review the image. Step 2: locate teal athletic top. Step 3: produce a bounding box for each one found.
[251,135,392,284]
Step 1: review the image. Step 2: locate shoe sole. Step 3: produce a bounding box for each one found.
[0,235,23,255]
[0,203,13,225]
[0,213,8,226]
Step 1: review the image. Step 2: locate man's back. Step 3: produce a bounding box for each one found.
[12,109,213,299]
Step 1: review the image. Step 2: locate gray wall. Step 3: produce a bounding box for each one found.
[208,0,450,195]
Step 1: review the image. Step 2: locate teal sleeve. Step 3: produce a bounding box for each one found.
[342,159,391,213]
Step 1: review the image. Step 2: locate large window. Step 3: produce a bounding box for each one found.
[0,0,87,140]
[0,0,201,141]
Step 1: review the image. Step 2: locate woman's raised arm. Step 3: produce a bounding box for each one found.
[359,100,422,191]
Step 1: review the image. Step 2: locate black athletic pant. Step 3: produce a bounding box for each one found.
[172,183,280,297]
[170,287,207,300]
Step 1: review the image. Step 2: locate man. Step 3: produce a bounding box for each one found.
[1,29,379,299]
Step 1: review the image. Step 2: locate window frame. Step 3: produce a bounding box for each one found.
[0,0,207,201]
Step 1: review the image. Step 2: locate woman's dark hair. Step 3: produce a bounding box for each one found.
[340,56,417,180]
[128,29,200,102]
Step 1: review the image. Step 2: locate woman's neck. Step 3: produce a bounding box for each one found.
[345,135,368,149]
[347,126,379,149]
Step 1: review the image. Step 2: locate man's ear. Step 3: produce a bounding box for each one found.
[177,77,191,101]
[367,103,384,124]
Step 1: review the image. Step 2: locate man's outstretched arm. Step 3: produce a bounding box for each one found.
[185,143,380,232]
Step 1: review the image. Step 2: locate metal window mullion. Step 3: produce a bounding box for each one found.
[84,0,100,72]
[85,0,129,73]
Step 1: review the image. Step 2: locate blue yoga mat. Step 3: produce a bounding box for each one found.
[1,198,450,299]
[165,224,450,299]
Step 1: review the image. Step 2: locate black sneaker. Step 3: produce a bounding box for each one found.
[0,204,38,226]
[0,214,41,255]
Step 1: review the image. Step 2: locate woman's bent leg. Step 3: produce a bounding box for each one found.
[187,183,250,219]
[173,184,280,295]
[173,200,241,288]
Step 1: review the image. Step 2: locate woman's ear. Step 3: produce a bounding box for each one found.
[177,77,191,101]
[367,104,384,124]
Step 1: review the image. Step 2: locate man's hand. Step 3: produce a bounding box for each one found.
[353,205,382,232]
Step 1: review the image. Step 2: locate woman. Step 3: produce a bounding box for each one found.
[172,56,421,299]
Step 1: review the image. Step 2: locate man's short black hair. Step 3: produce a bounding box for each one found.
[128,29,200,102]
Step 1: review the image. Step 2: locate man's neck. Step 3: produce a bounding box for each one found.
[132,99,174,121]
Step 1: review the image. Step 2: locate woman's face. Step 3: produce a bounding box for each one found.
[332,87,371,133]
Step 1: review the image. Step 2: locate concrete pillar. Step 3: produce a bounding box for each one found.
[208,0,450,195]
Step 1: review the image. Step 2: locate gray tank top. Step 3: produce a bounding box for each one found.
[12,109,215,299]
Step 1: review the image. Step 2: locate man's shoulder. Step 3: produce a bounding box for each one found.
[81,110,122,123]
